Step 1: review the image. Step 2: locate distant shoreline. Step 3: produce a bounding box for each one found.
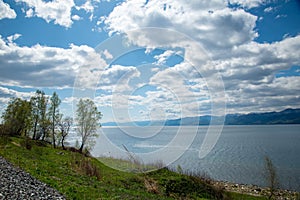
[102,108,300,126]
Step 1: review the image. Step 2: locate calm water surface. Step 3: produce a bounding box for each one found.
[91,125,300,190]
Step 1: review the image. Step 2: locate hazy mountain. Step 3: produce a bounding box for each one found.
[102,108,300,126]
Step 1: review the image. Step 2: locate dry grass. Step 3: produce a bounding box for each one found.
[71,153,101,180]
[144,177,160,194]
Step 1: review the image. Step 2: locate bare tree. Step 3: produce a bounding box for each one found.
[264,156,279,199]
[75,99,102,153]
[58,116,72,150]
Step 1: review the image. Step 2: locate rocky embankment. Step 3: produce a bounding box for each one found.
[212,180,299,200]
[0,156,65,200]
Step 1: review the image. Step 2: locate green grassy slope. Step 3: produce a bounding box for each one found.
[0,136,267,200]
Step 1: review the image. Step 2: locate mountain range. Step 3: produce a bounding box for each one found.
[102,108,300,126]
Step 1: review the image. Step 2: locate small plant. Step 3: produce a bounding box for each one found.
[71,154,101,180]
[122,144,145,172]
[144,177,160,194]
[176,165,183,174]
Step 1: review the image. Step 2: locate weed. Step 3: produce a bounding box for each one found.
[71,153,101,180]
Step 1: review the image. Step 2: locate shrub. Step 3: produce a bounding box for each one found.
[71,154,101,180]
[20,137,32,150]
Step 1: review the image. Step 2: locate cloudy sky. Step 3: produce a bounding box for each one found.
[0,0,300,123]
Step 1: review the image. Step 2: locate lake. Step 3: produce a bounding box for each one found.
[91,125,300,191]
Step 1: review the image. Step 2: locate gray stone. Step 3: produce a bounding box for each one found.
[0,156,66,200]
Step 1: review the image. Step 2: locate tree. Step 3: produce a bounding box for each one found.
[264,156,279,199]
[30,90,48,140]
[1,98,32,136]
[75,99,102,153]
[48,92,61,148]
[58,116,72,150]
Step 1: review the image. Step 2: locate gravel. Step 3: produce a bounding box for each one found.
[0,156,66,200]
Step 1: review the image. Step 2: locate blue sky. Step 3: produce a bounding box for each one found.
[0,0,300,123]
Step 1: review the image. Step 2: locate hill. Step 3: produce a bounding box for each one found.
[103,108,300,126]
[0,136,270,200]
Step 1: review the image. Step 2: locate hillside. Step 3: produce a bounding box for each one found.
[0,136,271,200]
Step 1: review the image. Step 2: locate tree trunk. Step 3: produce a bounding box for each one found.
[61,131,65,150]
[52,107,56,148]
[52,131,56,148]
[41,127,45,141]
[79,142,84,153]
[33,120,38,140]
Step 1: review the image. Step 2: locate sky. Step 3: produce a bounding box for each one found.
[0,0,300,124]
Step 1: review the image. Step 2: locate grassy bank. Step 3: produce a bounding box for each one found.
[0,136,269,200]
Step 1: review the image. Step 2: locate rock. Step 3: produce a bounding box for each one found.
[0,156,66,200]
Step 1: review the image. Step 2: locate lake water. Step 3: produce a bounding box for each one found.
[91,125,300,191]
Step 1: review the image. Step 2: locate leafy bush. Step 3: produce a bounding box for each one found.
[163,176,224,199]
[20,137,33,150]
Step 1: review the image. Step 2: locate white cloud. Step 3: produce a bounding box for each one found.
[264,6,274,13]
[0,0,17,20]
[228,0,266,9]
[101,49,113,60]
[15,0,75,28]
[105,0,258,50]
[76,0,95,13]
[102,0,300,117]
[75,0,100,21]
[0,35,107,89]
[0,86,35,102]
[6,33,21,43]
[98,65,140,92]
[72,15,81,21]
[275,14,287,19]
[25,8,34,17]
[154,50,177,65]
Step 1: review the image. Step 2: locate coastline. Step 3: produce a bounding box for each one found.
[211,180,299,200]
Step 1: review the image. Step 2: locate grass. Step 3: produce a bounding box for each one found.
[0,136,270,200]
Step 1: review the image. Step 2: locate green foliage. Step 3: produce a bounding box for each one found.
[0,136,280,200]
[48,92,61,148]
[1,98,32,136]
[30,90,49,140]
[162,176,223,199]
[75,98,102,152]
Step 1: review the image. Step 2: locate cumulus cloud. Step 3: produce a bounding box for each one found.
[0,34,106,88]
[0,0,17,20]
[75,0,94,21]
[228,0,267,9]
[98,65,140,92]
[105,0,258,50]
[0,86,35,102]
[15,0,75,28]
[6,33,21,43]
[101,0,300,117]
[72,15,81,21]
[154,50,178,65]
[1,0,299,122]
